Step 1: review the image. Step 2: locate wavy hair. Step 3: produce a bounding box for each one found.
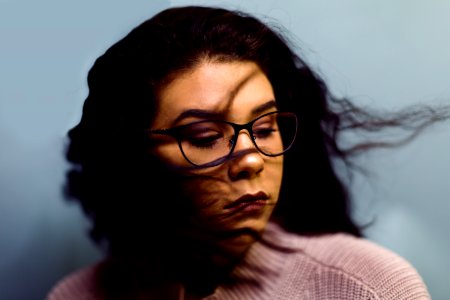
[65,6,448,260]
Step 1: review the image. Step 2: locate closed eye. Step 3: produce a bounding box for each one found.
[184,132,223,149]
[253,127,278,139]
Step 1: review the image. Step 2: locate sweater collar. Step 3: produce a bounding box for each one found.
[208,222,297,299]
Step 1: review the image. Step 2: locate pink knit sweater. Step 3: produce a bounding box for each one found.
[47,223,430,299]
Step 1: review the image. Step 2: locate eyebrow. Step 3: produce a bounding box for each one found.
[251,100,277,115]
[172,100,278,125]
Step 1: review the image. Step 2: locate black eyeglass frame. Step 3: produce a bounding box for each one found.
[147,111,298,168]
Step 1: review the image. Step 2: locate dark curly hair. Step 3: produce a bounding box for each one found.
[65,6,448,265]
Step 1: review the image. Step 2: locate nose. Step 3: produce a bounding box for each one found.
[228,131,264,180]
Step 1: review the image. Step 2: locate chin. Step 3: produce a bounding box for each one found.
[219,218,271,256]
[235,217,270,234]
[214,230,259,260]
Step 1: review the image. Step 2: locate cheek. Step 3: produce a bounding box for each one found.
[266,156,283,173]
[177,168,231,224]
[265,158,284,196]
[151,141,187,166]
[180,176,226,210]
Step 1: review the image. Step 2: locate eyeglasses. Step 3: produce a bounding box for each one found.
[147,111,298,168]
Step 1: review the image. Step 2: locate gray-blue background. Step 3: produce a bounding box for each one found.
[1,1,449,299]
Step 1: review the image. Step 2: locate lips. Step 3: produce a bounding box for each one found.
[224,191,270,211]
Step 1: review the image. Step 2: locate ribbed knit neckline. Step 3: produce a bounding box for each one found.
[207,222,297,299]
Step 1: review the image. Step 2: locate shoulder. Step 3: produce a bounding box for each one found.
[46,262,105,300]
[266,224,430,299]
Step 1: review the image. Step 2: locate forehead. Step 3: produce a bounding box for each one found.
[153,60,275,127]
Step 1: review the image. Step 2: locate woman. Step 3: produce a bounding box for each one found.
[48,5,439,299]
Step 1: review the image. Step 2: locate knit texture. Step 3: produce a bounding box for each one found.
[47,224,430,299]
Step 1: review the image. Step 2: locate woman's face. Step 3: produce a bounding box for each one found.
[149,60,283,253]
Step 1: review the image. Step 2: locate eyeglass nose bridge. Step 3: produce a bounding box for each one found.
[228,121,259,153]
